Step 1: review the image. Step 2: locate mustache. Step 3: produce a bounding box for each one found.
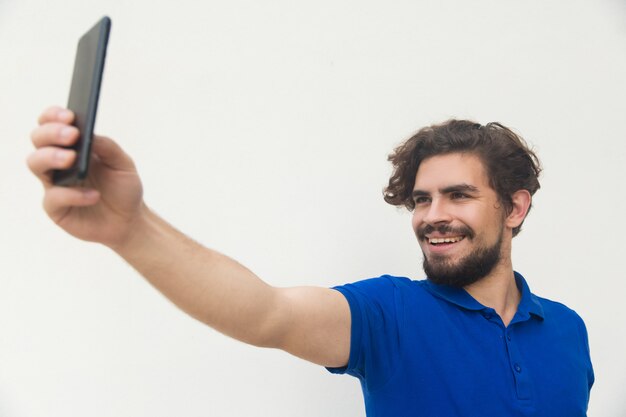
[417,224,475,241]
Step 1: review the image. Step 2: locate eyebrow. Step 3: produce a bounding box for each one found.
[412,183,479,198]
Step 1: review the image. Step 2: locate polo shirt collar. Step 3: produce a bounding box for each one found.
[423,271,545,320]
[514,271,545,320]
[424,279,485,311]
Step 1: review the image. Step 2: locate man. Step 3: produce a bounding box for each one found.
[28,108,593,416]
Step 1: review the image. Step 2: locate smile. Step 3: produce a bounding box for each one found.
[428,236,465,245]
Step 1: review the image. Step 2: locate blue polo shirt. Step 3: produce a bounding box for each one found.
[327,273,594,417]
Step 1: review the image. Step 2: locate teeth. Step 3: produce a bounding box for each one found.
[429,236,464,244]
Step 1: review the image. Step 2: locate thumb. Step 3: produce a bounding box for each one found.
[91,135,136,172]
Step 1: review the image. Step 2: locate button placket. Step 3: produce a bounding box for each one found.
[504,327,532,400]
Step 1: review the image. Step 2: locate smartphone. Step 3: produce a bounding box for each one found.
[53,16,111,186]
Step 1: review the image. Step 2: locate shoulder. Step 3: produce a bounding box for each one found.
[332,275,428,298]
[331,275,432,314]
[532,294,591,341]
[532,294,593,370]
[534,294,585,323]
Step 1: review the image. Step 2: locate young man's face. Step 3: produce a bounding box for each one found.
[411,153,509,287]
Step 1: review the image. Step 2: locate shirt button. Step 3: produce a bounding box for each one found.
[507,335,511,341]
[484,313,492,319]
[514,364,522,373]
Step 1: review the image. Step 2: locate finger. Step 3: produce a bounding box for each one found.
[31,123,79,148]
[37,106,74,125]
[26,147,77,183]
[91,135,137,172]
[43,187,100,219]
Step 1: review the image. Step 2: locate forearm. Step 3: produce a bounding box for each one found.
[112,204,278,346]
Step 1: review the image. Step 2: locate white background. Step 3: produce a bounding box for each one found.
[1,0,625,415]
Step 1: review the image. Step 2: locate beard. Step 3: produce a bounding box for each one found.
[420,224,504,288]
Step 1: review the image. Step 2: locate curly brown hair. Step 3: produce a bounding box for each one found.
[384,120,542,236]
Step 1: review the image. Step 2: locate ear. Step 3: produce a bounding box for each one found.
[506,190,532,230]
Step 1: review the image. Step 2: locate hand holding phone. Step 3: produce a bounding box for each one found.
[53,16,111,186]
[28,17,146,249]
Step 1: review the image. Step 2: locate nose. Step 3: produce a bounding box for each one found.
[421,198,452,226]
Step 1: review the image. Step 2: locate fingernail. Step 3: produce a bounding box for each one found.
[61,126,74,140]
[83,189,99,199]
[58,109,72,120]
[55,150,70,162]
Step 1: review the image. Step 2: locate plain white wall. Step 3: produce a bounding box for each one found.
[1,0,625,415]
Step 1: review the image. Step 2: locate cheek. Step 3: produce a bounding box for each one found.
[411,211,421,232]
[472,211,505,240]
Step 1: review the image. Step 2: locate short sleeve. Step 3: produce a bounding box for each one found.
[326,276,404,390]
[576,314,595,392]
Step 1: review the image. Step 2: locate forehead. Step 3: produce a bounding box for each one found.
[413,153,490,191]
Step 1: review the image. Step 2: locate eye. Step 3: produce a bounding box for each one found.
[451,192,469,200]
[413,196,431,205]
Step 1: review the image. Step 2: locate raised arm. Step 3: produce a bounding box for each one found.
[27,107,351,368]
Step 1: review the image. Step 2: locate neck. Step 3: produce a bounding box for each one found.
[463,257,520,327]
